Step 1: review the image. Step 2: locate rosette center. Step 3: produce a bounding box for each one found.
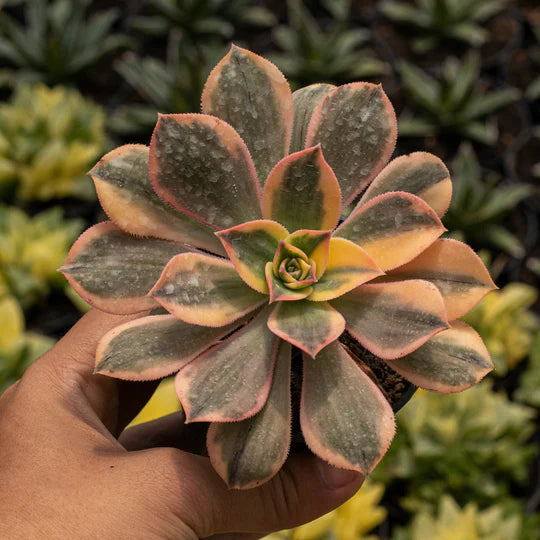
[272,240,317,290]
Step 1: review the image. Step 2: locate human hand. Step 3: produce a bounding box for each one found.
[0,309,364,539]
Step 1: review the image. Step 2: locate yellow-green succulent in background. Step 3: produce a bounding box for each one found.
[0,292,55,394]
[393,495,521,540]
[263,480,386,540]
[373,383,536,512]
[462,283,539,375]
[0,84,105,201]
[0,206,83,308]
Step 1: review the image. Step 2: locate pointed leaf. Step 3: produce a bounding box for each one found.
[60,222,186,314]
[335,192,445,271]
[262,146,341,232]
[175,307,279,422]
[359,152,452,217]
[216,220,289,294]
[332,280,448,359]
[301,341,395,474]
[285,229,331,279]
[265,262,313,303]
[202,45,293,184]
[207,340,291,489]
[386,239,496,319]
[309,238,383,302]
[150,113,262,230]
[291,83,336,153]
[305,83,397,207]
[387,321,493,393]
[267,300,345,357]
[95,315,242,381]
[90,145,225,255]
[150,253,267,327]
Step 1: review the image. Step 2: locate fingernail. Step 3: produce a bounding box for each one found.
[316,459,362,489]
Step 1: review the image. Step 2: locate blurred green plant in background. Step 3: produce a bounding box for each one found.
[526,25,540,101]
[381,0,508,52]
[398,52,519,144]
[0,205,82,309]
[264,480,387,540]
[128,0,276,41]
[0,84,106,201]
[0,0,132,87]
[373,383,536,513]
[392,495,521,540]
[443,143,531,258]
[463,284,539,375]
[269,0,385,88]
[515,334,540,407]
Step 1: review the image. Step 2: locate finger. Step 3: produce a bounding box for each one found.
[119,411,209,454]
[131,447,363,538]
[27,309,157,435]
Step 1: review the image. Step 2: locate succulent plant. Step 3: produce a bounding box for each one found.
[0,205,83,309]
[443,143,531,258]
[0,84,106,201]
[398,52,520,144]
[62,46,496,489]
[374,383,536,512]
[0,0,132,87]
[269,0,386,88]
[381,0,509,52]
[263,479,386,540]
[393,495,522,540]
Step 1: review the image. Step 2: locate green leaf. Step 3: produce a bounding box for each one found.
[151,252,267,327]
[90,144,225,255]
[175,307,279,422]
[267,300,345,357]
[61,222,185,314]
[301,341,395,474]
[207,340,291,489]
[332,280,448,359]
[202,45,293,184]
[95,314,242,381]
[150,113,262,230]
[305,83,397,207]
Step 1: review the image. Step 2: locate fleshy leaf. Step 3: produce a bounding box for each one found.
[332,280,449,360]
[262,146,341,232]
[150,253,266,327]
[290,84,336,153]
[335,191,445,271]
[60,222,186,314]
[95,315,242,381]
[285,229,331,278]
[150,113,261,230]
[265,262,313,302]
[90,144,224,255]
[216,220,289,294]
[202,45,293,184]
[305,83,397,207]
[309,238,383,302]
[207,340,291,489]
[359,152,452,217]
[267,300,345,357]
[175,307,279,422]
[385,238,496,319]
[301,341,395,474]
[387,321,493,393]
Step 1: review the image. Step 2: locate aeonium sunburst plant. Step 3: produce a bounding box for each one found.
[61,45,496,489]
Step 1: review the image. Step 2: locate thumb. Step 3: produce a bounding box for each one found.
[129,446,364,538]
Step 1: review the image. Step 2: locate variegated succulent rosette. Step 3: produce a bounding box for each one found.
[61,46,496,489]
